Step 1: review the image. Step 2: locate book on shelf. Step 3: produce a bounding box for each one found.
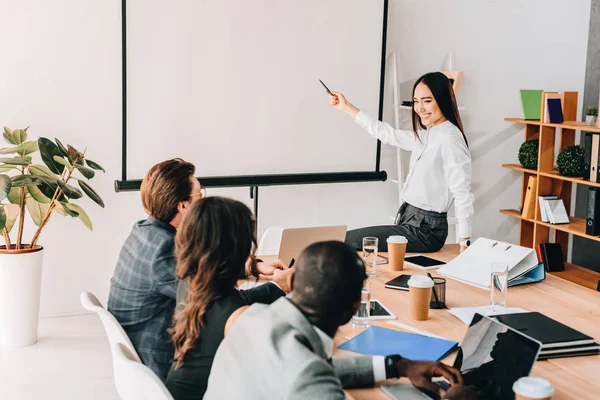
[538,195,558,222]
[537,243,565,272]
[538,197,569,224]
[541,92,560,123]
[521,176,537,219]
[519,89,543,120]
[546,98,564,123]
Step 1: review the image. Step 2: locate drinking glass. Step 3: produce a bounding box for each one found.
[362,237,378,277]
[490,262,508,309]
[352,279,371,329]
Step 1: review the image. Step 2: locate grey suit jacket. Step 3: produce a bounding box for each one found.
[204,298,375,399]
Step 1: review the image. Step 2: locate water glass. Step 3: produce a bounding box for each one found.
[490,262,508,309]
[352,279,371,329]
[362,237,378,277]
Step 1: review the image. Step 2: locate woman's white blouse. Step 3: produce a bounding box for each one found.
[355,111,474,238]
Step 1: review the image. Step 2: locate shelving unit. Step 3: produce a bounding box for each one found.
[502,115,600,290]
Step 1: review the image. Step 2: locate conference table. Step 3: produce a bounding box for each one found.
[332,245,600,400]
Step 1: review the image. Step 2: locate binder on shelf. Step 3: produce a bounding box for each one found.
[438,238,540,290]
[519,90,543,120]
[584,132,594,181]
[587,187,600,236]
[521,176,537,219]
[590,134,600,182]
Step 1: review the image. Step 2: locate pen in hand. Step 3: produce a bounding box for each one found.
[289,258,295,268]
[319,79,334,96]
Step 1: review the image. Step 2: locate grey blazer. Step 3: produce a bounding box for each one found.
[204,298,375,399]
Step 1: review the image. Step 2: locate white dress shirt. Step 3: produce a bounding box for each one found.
[313,325,387,382]
[355,111,474,238]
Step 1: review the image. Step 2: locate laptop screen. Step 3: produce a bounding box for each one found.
[452,313,541,400]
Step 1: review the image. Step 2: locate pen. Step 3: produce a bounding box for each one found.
[427,272,441,308]
[319,79,333,96]
[289,258,295,268]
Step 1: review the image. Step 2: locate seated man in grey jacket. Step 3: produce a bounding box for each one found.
[205,241,478,399]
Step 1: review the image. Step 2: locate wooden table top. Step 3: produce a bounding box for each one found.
[334,245,600,400]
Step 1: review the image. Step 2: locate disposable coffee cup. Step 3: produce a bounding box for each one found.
[387,236,408,271]
[513,377,554,400]
[408,275,434,321]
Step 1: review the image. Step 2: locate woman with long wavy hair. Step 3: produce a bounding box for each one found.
[330,72,474,254]
[165,197,292,399]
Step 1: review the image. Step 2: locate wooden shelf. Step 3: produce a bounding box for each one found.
[505,118,600,133]
[502,164,600,188]
[550,263,600,291]
[500,209,600,243]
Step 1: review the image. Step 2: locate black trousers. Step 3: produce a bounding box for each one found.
[345,203,449,253]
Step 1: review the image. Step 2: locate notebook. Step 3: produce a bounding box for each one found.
[547,98,564,123]
[539,243,565,272]
[337,326,458,361]
[492,312,595,349]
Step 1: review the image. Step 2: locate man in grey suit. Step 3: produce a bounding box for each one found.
[205,241,478,399]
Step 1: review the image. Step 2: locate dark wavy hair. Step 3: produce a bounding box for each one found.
[411,71,468,147]
[169,196,258,367]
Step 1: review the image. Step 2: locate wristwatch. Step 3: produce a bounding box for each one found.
[384,354,403,379]
[459,238,471,248]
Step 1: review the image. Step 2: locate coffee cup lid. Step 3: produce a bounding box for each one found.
[408,275,434,288]
[512,377,554,398]
[387,235,408,244]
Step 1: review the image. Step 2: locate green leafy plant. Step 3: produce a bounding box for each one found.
[518,140,539,170]
[586,106,598,117]
[557,145,585,177]
[0,126,105,250]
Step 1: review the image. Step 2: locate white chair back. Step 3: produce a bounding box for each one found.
[257,226,283,256]
[80,292,141,363]
[113,342,174,400]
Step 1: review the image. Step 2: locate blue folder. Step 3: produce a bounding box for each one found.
[508,263,545,287]
[338,326,458,361]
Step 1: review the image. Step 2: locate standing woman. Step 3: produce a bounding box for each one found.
[330,72,473,253]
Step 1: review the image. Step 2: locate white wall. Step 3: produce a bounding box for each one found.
[386,0,591,244]
[0,0,591,315]
[0,0,398,316]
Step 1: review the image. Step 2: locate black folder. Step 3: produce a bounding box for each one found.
[493,312,594,349]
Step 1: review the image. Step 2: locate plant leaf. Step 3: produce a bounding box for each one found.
[29,164,57,180]
[54,138,69,158]
[2,204,19,232]
[16,141,39,156]
[38,137,64,174]
[11,175,42,187]
[0,166,16,173]
[36,176,59,200]
[57,180,82,199]
[51,200,67,216]
[85,159,105,172]
[75,164,95,179]
[3,127,17,145]
[27,185,51,203]
[0,157,31,166]
[63,203,92,231]
[25,196,48,226]
[13,129,27,145]
[0,147,18,154]
[78,180,104,208]
[7,187,21,204]
[67,144,83,164]
[53,155,73,170]
[0,206,5,232]
[57,201,79,217]
[0,175,11,201]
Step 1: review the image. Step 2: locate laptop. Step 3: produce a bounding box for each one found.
[382,313,542,400]
[277,225,347,267]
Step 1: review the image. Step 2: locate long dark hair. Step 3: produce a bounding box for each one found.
[170,196,258,367]
[411,72,468,147]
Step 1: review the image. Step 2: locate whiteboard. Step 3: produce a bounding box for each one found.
[125,0,385,179]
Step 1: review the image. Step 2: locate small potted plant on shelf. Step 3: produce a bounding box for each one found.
[586,106,598,126]
[0,126,105,348]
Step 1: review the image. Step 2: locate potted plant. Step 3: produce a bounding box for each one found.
[0,126,104,348]
[585,106,598,126]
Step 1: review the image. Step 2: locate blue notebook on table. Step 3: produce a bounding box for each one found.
[338,326,458,361]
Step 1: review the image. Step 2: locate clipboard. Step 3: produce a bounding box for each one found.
[437,238,540,290]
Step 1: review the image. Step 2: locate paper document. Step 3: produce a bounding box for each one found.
[448,306,528,325]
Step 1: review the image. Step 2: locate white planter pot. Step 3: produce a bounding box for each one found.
[0,246,44,348]
[586,115,597,126]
